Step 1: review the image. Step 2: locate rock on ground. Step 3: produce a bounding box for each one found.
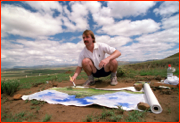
[137,102,150,110]
[13,94,22,100]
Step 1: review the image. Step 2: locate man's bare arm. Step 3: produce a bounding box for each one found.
[107,50,121,61]
[99,50,121,68]
[71,66,82,82]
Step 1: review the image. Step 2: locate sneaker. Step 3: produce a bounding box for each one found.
[83,79,95,86]
[111,76,118,86]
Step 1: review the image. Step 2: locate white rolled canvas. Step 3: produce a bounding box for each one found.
[144,83,163,114]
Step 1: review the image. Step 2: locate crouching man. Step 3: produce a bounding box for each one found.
[70,30,121,86]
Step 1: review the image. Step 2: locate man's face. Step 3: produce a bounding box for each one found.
[82,34,94,46]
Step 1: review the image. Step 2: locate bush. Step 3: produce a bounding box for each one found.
[117,67,136,78]
[117,67,126,77]
[1,80,20,96]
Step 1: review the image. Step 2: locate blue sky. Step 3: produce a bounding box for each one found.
[1,1,179,69]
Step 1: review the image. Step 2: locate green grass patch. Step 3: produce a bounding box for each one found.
[1,79,20,96]
[42,114,51,122]
[109,115,122,122]
[99,108,123,122]
[125,110,146,122]
[83,114,94,122]
[3,111,35,122]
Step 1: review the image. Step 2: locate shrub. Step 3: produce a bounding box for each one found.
[42,114,51,122]
[117,67,127,77]
[1,80,20,96]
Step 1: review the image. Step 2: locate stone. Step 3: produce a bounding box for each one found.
[53,83,58,87]
[13,94,22,100]
[137,102,150,110]
[134,84,143,91]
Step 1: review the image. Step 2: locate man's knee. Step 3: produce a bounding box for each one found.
[82,58,92,65]
[104,59,118,72]
[110,59,118,66]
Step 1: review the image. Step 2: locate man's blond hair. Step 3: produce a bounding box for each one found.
[83,30,96,43]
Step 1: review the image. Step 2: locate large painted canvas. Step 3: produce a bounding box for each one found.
[22,84,162,114]
[22,86,145,111]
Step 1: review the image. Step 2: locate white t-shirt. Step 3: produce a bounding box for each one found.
[78,42,116,70]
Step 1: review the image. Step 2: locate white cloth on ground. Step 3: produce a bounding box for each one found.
[164,76,179,85]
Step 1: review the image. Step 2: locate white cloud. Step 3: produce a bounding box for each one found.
[1,1,179,69]
[1,4,63,38]
[96,35,132,48]
[81,1,114,27]
[89,1,156,27]
[1,38,85,68]
[23,1,63,15]
[118,41,177,61]
[107,1,156,18]
[154,1,179,17]
[61,2,89,32]
[1,2,90,39]
[97,19,160,36]
[117,24,179,61]
[135,28,179,43]
[81,1,101,14]
[161,14,179,29]
[92,13,114,26]
[86,3,114,26]
[1,33,131,68]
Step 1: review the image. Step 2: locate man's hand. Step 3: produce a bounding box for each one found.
[99,58,110,68]
[70,66,82,82]
[70,75,76,82]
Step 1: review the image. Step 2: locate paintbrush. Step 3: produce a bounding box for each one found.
[69,76,76,87]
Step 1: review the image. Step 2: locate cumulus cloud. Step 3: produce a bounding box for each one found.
[107,1,156,18]
[135,28,179,43]
[88,1,156,28]
[97,19,160,36]
[95,35,132,48]
[154,1,179,17]
[61,2,89,32]
[118,41,177,61]
[81,1,101,14]
[92,12,114,26]
[1,1,90,39]
[1,1,179,68]
[1,39,85,68]
[1,4,63,38]
[161,14,179,29]
[23,1,63,15]
[1,33,131,68]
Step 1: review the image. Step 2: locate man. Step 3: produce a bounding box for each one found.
[70,30,121,86]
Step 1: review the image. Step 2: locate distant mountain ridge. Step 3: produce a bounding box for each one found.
[1,52,179,70]
[12,64,77,69]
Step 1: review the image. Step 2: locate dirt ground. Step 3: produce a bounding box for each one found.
[1,77,179,122]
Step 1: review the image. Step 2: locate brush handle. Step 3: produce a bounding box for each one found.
[73,82,76,87]
[69,76,76,86]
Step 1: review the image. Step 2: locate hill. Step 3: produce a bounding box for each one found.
[124,52,179,70]
[165,52,179,59]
